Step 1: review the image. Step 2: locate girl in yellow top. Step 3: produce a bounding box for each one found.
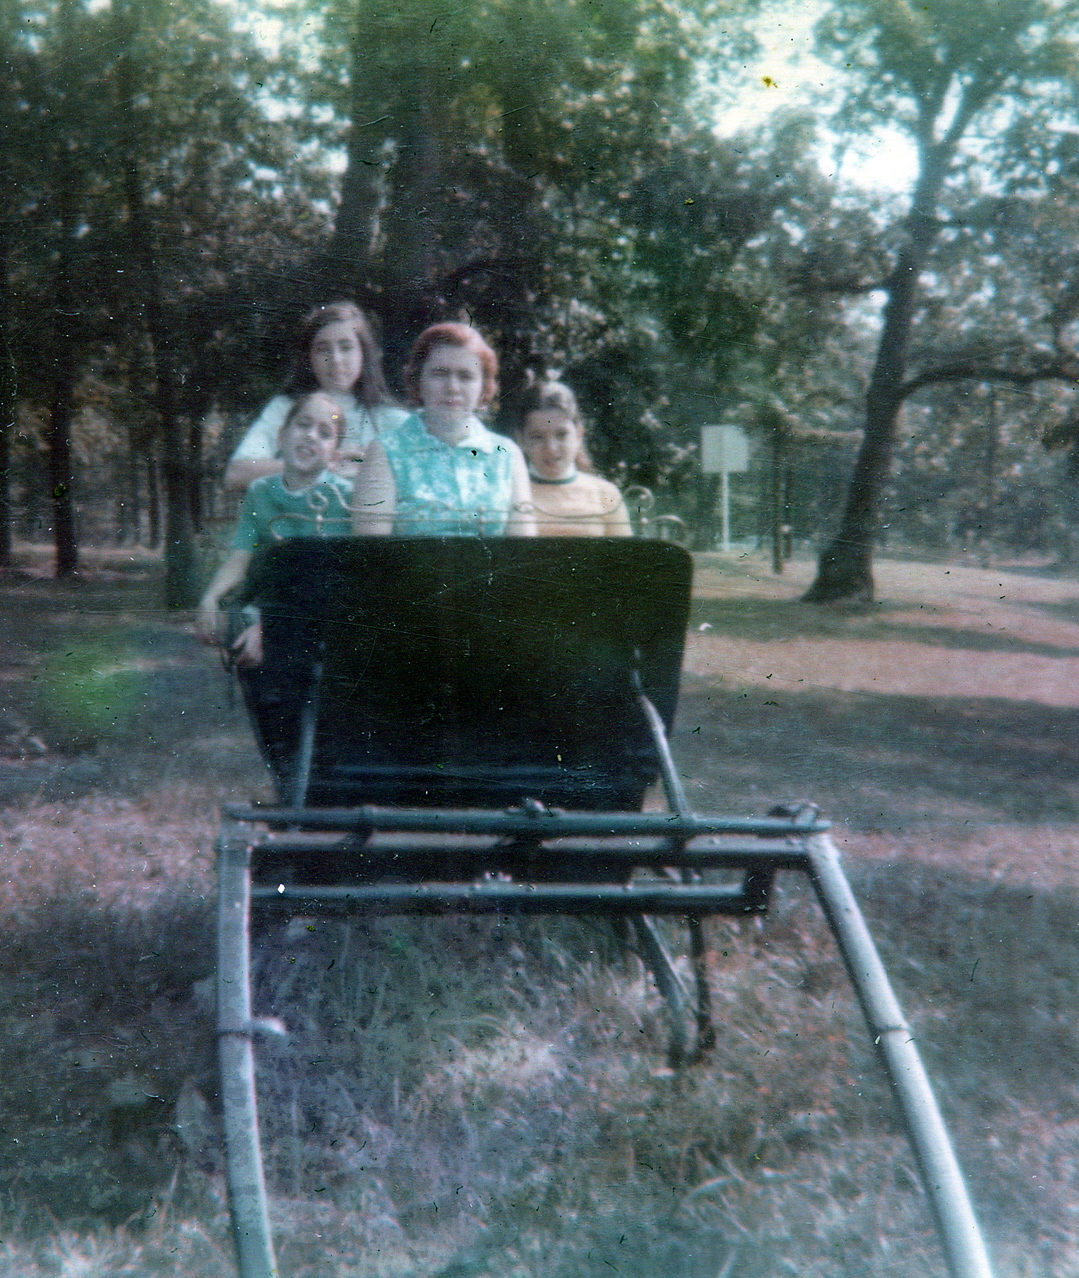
[516,379,632,536]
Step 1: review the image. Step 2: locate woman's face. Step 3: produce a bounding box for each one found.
[418,343,484,424]
[310,319,363,394]
[520,410,583,480]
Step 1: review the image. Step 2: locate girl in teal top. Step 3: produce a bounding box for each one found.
[351,323,535,537]
[197,392,350,664]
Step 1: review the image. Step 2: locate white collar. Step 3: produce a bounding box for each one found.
[420,412,497,451]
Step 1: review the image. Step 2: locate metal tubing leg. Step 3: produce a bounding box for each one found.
[217,822,278,1278]
[289,657,323,810]
[632,915,689,1066]
[687,916,716,1055]
[634,681,718,1057]
[806,833,994,1278]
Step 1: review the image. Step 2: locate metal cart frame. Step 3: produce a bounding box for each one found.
[215,538,994,1278]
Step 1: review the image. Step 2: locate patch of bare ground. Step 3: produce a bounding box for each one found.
[0,544,1075,1277]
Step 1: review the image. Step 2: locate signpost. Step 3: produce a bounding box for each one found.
[701,425,749,552]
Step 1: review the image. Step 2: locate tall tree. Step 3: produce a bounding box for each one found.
[0,0,31,567]
[111,0,200,605]
[44,0,97,577]
[803,0,1079,602]
[312,0,755,376]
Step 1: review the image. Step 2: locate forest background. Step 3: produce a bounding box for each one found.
[7,0,1079,603]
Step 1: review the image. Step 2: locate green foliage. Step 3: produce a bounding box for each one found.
[802,0,1079,597]
[6,0,1079,559]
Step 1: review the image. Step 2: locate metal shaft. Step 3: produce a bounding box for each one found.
[217,823,278,1278]
[806,833,994,1278]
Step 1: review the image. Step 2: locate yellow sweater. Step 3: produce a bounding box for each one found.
[529,472,633,537]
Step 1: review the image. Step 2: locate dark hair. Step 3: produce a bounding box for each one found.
[279,391,347,443]
[516,379,583,428]
[516,377,594,472]
[284,301,391,408]
[402,322,499,408]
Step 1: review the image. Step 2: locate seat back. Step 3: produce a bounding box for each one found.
[242,537,692,810]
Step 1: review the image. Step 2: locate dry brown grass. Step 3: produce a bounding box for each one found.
[0,544,1076,1276]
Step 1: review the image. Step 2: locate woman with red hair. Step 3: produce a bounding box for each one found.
[351,323,535,536]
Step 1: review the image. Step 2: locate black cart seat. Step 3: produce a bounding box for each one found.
[240,536,693,812]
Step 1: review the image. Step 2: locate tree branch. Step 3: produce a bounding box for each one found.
[901,356,1079,400]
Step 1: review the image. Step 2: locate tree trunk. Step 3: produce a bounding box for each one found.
[380,88,442,370]
[770,420,786,575]
[115,0,197,607]
[147,449,160,548]
[48,204,80,577]
[804,147,953,603]
[329,30,442,372]
[47,0,82,579]
[124,428,141,545]
[0,177,12,568]
[693,473,719,550]
[188,415,203,531]
[980,388,997,568]
[0,311,12,569]
[48,320,79,578]
[320,22,385,300]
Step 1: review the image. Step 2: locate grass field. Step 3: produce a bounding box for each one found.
[0,544,1076,1277]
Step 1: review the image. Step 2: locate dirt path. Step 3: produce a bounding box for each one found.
[672,553,1079,889]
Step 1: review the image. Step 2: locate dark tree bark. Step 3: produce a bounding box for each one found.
[47,191,80,579]
[47,298,79,578]
[375,87,443,373]
[804,184,945,602]
[0,256,13,569]
[0,146,13,568]
[45,0,83,578]
[115,0,198,607]
[316,20,385,303]
[769,416,789,576]
[146,449,161,549]
[979,389,998,568]
[803,38,1012,603]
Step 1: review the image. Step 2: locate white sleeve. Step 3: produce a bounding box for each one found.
[228,396,291,464]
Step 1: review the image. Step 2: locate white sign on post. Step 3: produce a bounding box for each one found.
[700,424,749,474]
[700,424,749,552]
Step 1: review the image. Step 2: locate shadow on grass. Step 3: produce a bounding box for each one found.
[1030,596,1079,627]
[690,595,1079,659]
[0,892,218,1227]
[675,681,1079,827]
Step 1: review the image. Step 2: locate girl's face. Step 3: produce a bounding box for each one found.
[310,319,363,394]
[418,343,484,425]
[521,410,583,480]
[278,393,341,483]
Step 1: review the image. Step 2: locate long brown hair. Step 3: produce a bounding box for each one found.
[284,301,391,408]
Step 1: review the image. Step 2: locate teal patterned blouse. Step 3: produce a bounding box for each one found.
[380,412,517,536]
[230,472,353,551]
